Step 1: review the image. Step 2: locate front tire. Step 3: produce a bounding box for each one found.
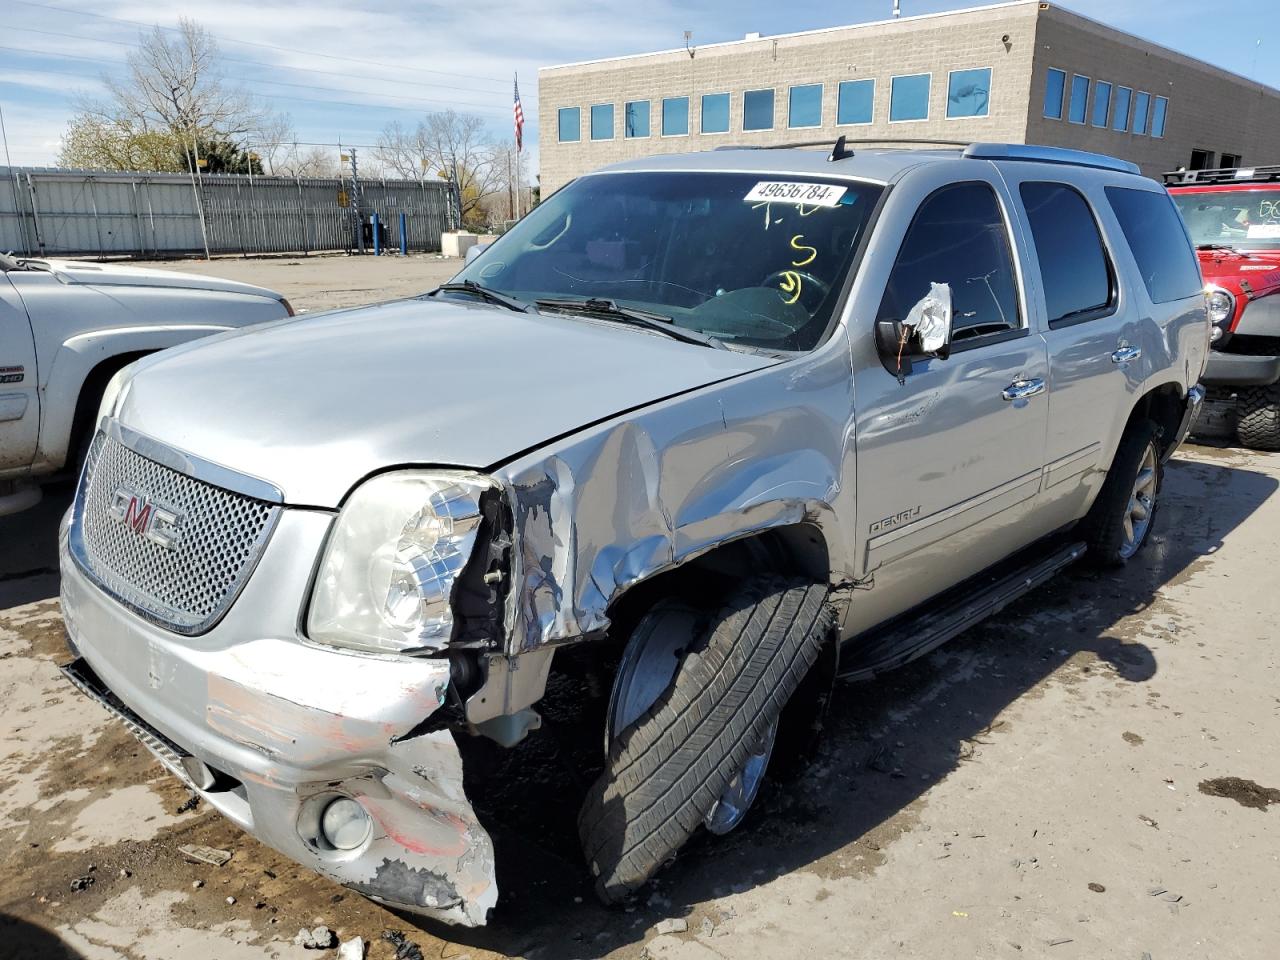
[1237,384,1280,451]
[1081,420,1162,567]
[578,575,832,903]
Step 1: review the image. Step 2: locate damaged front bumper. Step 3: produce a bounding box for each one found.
[57,509,498,926]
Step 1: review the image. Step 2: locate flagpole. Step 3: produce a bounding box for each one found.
[513,72,523,220]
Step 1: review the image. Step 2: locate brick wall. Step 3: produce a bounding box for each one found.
[537,3,1039,192]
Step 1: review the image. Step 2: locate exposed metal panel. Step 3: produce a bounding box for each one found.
[0,167,452,258]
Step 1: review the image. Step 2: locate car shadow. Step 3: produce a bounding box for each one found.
[0,912,87,959]
[432,453,1277,958]
[0,487,73,608]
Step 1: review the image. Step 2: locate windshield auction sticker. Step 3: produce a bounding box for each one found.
[744,181,847,207]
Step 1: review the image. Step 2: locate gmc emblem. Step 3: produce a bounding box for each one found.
[108,488,184,551]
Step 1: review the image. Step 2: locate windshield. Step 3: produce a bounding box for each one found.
[1172,188,1280,251]
[452,171,883,351]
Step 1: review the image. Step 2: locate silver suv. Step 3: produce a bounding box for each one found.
[59,142,1207,926]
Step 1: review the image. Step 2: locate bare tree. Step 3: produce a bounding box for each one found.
[60,17,274,172]
[375,111,504,222]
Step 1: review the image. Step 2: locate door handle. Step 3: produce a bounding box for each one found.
[1002,378,1045,401]
[1112,345,1142,364]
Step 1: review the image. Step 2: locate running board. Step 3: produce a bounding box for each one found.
[837,541,1086,682]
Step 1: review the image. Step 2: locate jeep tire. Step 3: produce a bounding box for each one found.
[1237,384,1280,451]
[578,575,832,903]
[1081,419,1163,568]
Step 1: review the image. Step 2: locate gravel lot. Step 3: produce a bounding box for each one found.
[2,257,1278,960]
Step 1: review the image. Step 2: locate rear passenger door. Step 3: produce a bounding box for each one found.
[1007,175,1142,529]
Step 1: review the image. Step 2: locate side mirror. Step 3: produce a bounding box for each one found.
[874,282,953,380]
[464,242,491,264]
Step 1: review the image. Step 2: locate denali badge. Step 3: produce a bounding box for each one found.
[109,487,184,550]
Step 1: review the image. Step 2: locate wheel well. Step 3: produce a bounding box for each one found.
[1128,382,1185,458]
[66,352,150,469]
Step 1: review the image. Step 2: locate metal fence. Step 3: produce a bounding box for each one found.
[0,166,458,258]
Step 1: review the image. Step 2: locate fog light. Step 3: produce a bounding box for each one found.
[1210,325,1224,343]
[320,797,371,850]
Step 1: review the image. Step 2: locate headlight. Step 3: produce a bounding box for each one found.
[1205,286,1235,327]
[307,471,496,655]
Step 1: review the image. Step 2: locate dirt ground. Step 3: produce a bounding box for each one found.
[3,257,1280,960]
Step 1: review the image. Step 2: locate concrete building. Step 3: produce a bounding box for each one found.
[538,0,1280,192]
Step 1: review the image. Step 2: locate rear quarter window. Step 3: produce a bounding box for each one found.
[1105,186,1203,303]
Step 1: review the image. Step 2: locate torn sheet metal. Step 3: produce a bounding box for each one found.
[494,349,859,653]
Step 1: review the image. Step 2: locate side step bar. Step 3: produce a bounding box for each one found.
[838,541,1086,682]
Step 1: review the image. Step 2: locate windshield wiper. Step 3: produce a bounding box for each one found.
[535,297,727,350]
[431,280,535,312]
[1197,243,1254,258]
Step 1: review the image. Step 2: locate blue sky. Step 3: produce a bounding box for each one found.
[2,0,1276,174]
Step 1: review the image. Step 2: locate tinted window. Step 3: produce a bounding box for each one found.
[1020,183,1112,325]
[1113,86,1132,131]
[558,107,580,143]
[625,100,650,138]
[878,182,1020,341]
[838,79,874,124]
[890,74,930,121]
[743,89,774,130]
[947,68,990,118]
[1151,96,1168,138]
[1069,75,1089,123]
[590,103,613,141]
[1133,92,1151,134]
[702,93,730,133]
[1044,68,1066,119]
[1106,187,1203,303]
[1092,81,1111,127]
[662,97,689,136]
[789,83,823,128]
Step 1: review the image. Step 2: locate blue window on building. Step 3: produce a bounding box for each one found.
[701,93,730,133]
[789,83,823,128]
[558,107,580,143]
[625,100,650,138]
[837,79,874,124]
[1044,68,1066,119]
[1092,81,1111,127]
[890,73,930,121]
[662,96,689,136]
[1133,91,1151,135]
[743,89,775,131]
[1069,75,1089,124]
[590,103,613,141]
[1151,96,1169,138]
[1113,86,1132,131]
[947,67,990,118]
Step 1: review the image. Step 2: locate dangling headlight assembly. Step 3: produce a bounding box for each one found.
[307,471,501,656]
[1205,285,1236,341]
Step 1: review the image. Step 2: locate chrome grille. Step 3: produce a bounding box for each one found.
[71,431,280,634]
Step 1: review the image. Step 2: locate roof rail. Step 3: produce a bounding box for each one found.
[713,136,971,161]
[963,143,1141,175]
[1162,165,1280,186]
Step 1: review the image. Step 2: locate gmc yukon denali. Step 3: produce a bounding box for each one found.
[58,142,1207,926]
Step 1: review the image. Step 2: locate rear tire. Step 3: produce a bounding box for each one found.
[1237,384,1280,451]
[578,575,832,903]
[1080,420,1162,568]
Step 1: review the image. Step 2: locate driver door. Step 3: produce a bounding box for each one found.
[0,273,39,471]
[845,170,1050,634]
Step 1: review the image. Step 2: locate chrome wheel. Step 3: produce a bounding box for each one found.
[606,605,776,836]
[1119,442,1158,559]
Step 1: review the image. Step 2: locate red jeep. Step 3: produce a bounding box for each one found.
[1166,166,1280,450]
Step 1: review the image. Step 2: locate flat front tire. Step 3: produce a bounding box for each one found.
[578,575,832,903]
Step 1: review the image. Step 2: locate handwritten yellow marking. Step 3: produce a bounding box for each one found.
[790,235,817,267]
[778,270,803,305]
[798,203,822,217]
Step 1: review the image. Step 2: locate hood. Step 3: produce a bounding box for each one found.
[1197,249,1280,298]
[34,258,284,301]
[114,298,776,507]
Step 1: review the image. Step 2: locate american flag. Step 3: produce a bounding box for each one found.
[513,76,525,152]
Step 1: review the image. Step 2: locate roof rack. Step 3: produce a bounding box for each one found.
[962,143,1140,175]
[1162,165,1280,186]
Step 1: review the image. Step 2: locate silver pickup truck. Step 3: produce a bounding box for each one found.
[58,142,1207,926]
[1,253,291,515]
